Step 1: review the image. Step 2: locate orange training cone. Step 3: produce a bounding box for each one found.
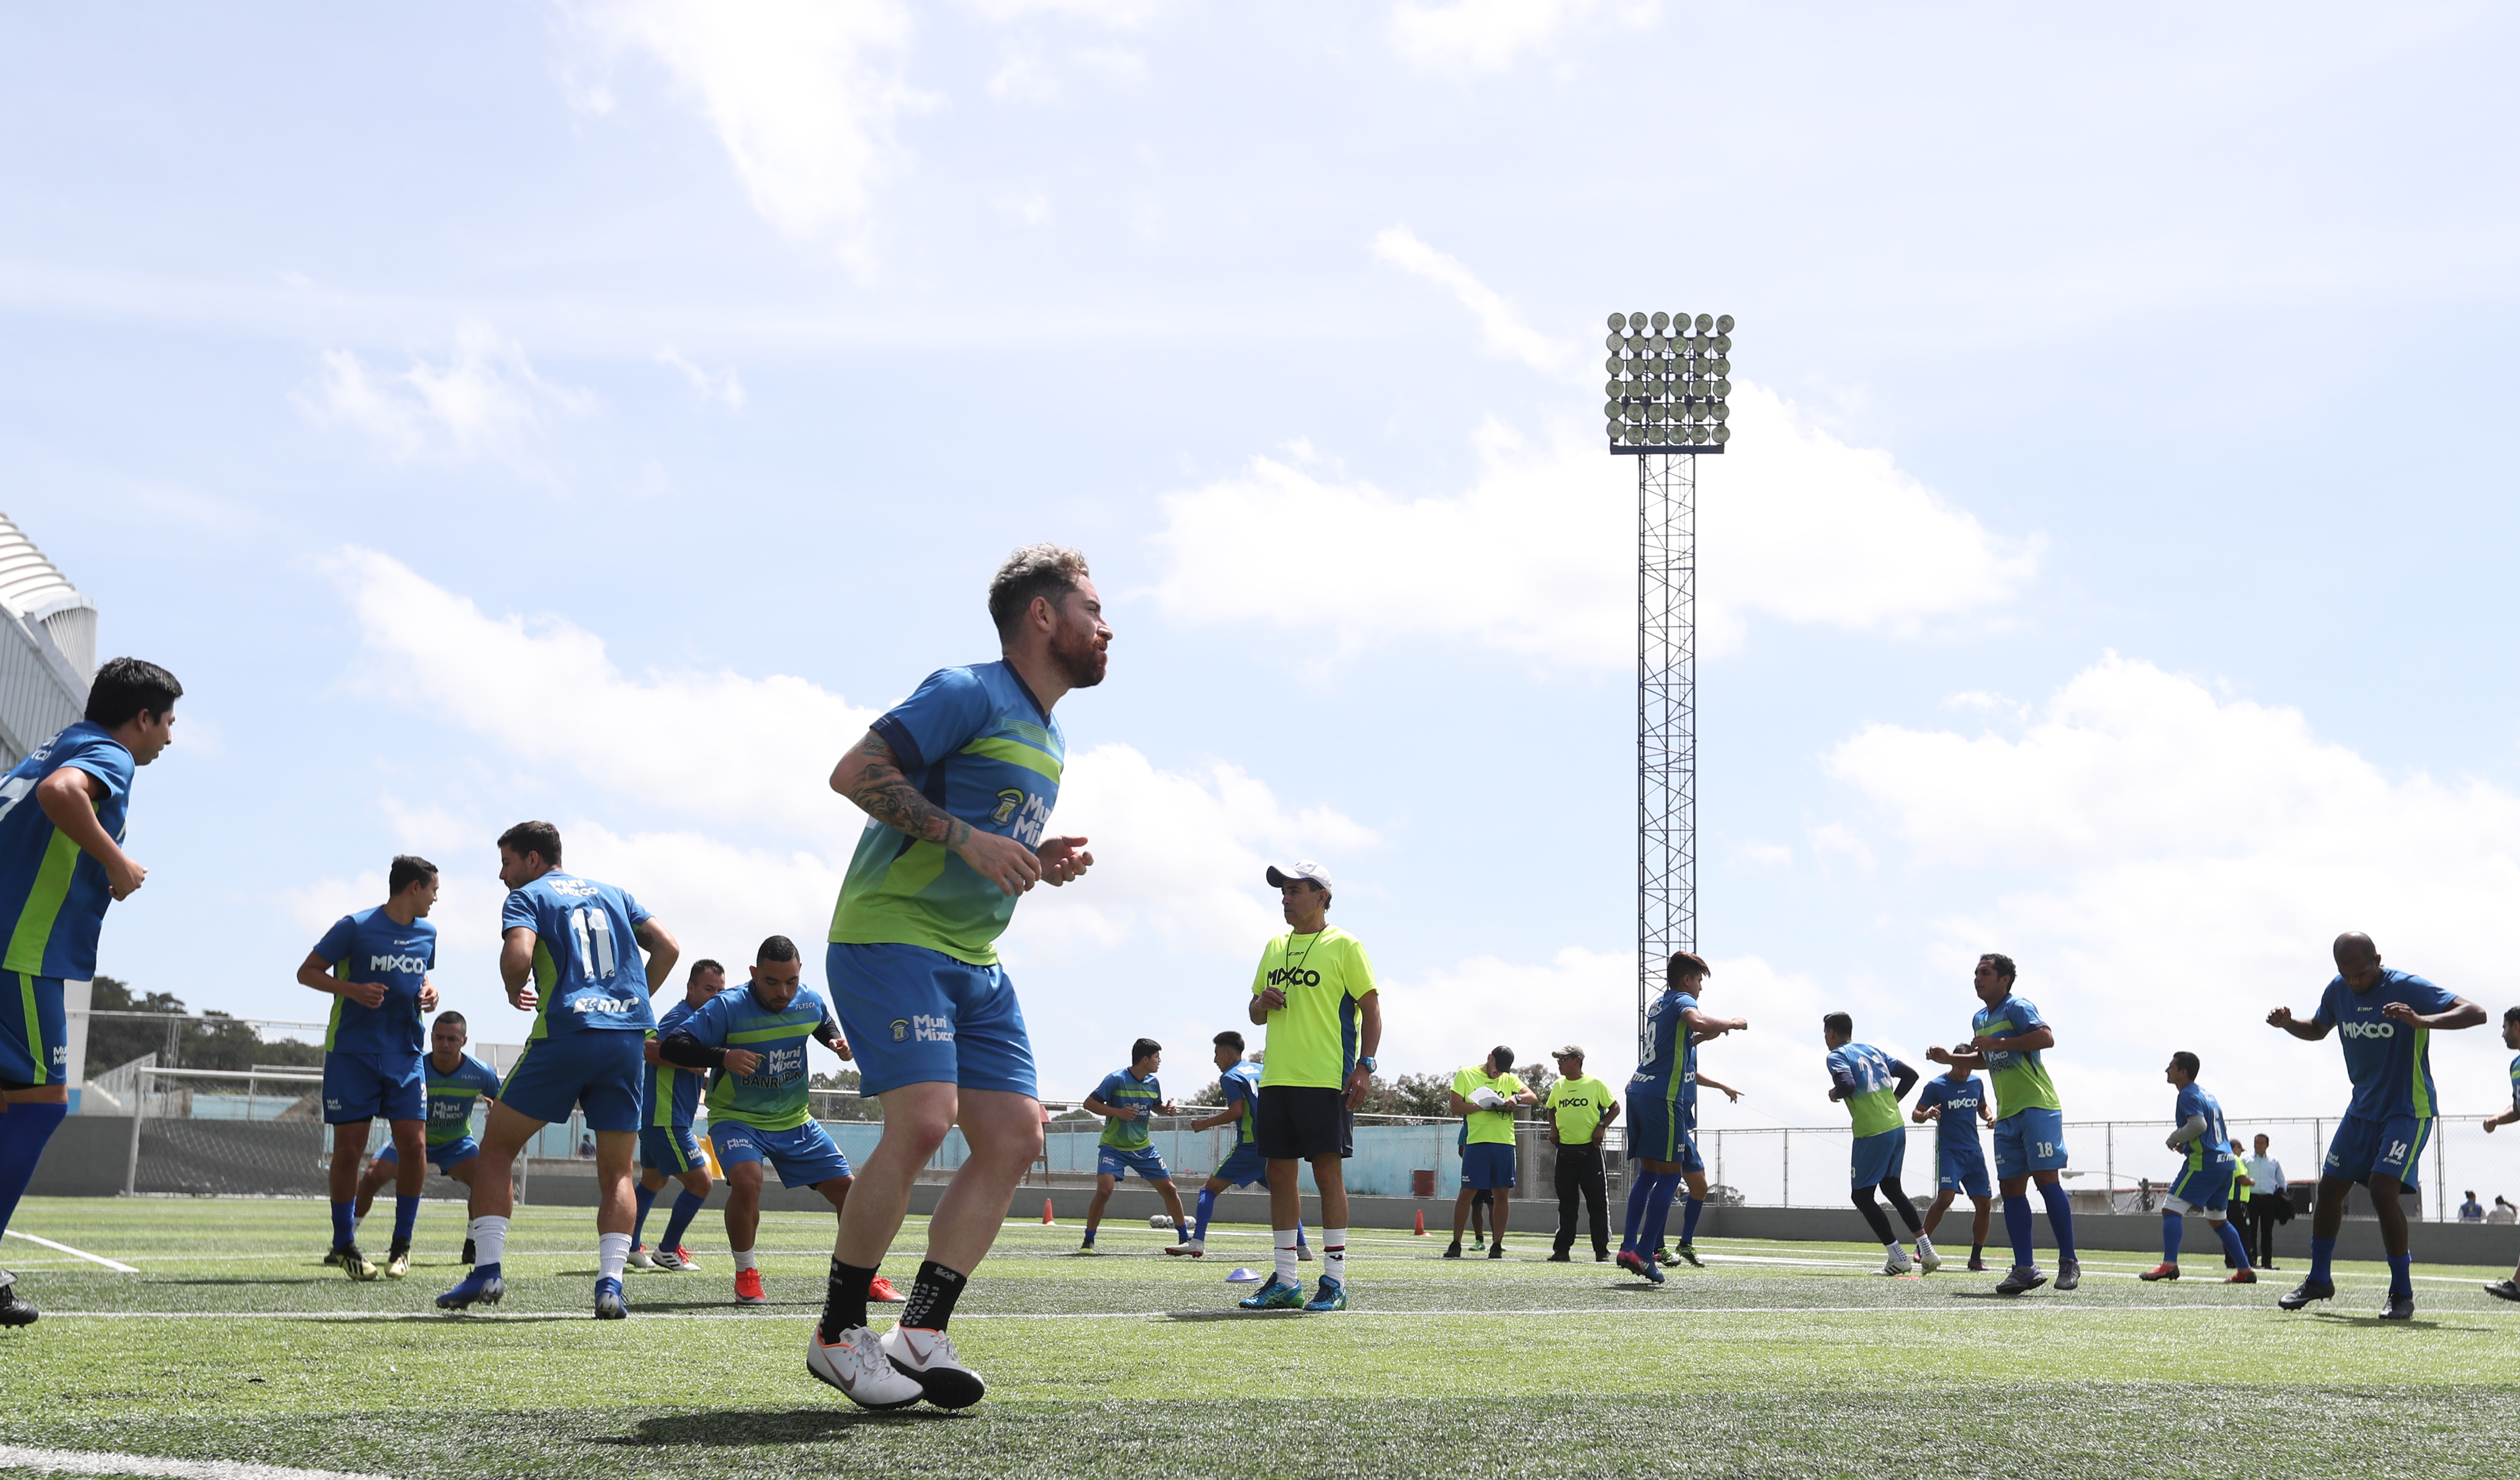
[1414,1210,1427,1236]
[1043,1199,1056,1225]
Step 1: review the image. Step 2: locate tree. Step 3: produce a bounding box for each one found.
[1515,1062,1559,1099]
[1356,1072,1453,1120]
[809,1067,882,1121]
[83,976,325,1077]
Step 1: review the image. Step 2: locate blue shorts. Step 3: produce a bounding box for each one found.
[1097,1144,1172,1182]
[710,1120,852,1190]
[1212,1144,1271,1188]
[0,971,67,1089]
[1991,1107,2069,1180]
[641,1124,705,1174]
[825,942,1036,1099]
[2166,1159,2235,1214]
[323,1051,426,1124]
[499,1031,645,1133]
[1937,1140,1992,1199]
[375,1136,480,1172]
[1850,1126,1906,1189]
[2324,1112,2429,1189]
[1624,1086,1702,1172]
[1461,1141,1518,1190]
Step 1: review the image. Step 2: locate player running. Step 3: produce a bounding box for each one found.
[808,545,1107,1411]
[0,657,181,1329]
[631,958,724,1275]
[2139,1052,2256,1284]
[1927,953,2081,1295]
[1822,1014,1926,1275]
[299,855,440,1280]
[2482,1007,2520,1302]
[1165,1031,1307,1261]
[1237,860,1380,1313]
[1618,952,1746,1284]
[660,936,880,1307]
[435,821,682,1321]
[2267,931,2483,1319]
[1910,1062,1996,1272]
[1078,1039,1189,1254]
[353,1011,501,1267]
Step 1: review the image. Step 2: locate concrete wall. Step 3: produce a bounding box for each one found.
[26,1114,132,1196]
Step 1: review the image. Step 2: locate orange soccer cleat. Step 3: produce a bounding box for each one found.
[734,1267,768,1305]
[2138,1263,2180,1282]
[2226,1267,2257,1284]
[869,1275,907,1302]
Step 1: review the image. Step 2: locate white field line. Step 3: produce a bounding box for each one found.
[3,1228,140,1272]
[0,1446,390,1480]
[37,1302,2517,1322]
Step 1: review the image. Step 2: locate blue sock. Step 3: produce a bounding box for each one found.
[2215,1220,2251,1269]
[392,1196,420,1249]
[1637,1174,1682,1254]
[1192,1187,1217,1243]
[2002,1194,2035,1268]
[331,1200,356,1249]
[2387,1252,2413,1298]
[2161,1212,2184,1265]
[659,1189,705,1253]
[2038,1180,2078,1263]
[632,1183,658,1244]
[1620,1175,1654,1252]
[2309,1235,2337,1285]
[1295,1221,1307,1247]
[1681,1196,1705,1243]
[0,1101,68,1240]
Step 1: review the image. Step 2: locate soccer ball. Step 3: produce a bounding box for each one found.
[1147,1214,1174,1228]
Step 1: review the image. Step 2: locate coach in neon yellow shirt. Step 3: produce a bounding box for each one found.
[1544,1046,1620,1262]
[1238,860,1381,1315]
[1445,1047,1537,1257]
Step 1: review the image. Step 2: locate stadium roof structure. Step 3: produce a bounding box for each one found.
[0,510,95,768]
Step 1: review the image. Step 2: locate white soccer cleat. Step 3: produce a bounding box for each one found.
[1916,1239,1942,1274]
[628,1246,657,1270]
[1163,1239,1205,1258]
[807,1324,924,1410]
[1883,1245,1915,1276]
[882,1324,988,1409]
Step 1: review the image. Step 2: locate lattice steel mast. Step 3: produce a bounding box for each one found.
[1604,309,1733,1042]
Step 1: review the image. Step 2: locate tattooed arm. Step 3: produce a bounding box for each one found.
[830,728,1046,896]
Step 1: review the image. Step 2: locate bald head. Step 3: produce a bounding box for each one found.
[2333,932,2383,988]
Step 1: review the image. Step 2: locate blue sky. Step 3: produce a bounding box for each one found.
[8,2,2518,1140]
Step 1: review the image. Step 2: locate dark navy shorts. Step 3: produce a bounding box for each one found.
[711,1120,852,1190]
[324,1051,426,1125]
[499,1031,645,1133]
[0,971,66,1089]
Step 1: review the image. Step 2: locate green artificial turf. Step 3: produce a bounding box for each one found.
[4,1196,2516,1479]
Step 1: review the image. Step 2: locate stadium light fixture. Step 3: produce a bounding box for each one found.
[1605,311,1736,452]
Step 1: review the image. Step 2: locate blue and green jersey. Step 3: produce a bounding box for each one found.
[0,720,136,980]
[501,871,655,1039]
[828,662,1065,967]
[422,1051,503,1147]
[1972,994,2061,1118]
[682,981,839,1133]
[2173,1082,2234,1173]
[1913,1072,1987,1153]
[1094,1067,1162,1150]
[311,907,435,1058]
[1629,988,1699,1113]
[1219,1059,1261,1151]
[644,998,705,1132]
[1827,1043,1909,1139]
[2314,968,2457,1121]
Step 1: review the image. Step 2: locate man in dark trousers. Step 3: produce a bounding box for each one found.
[1544,1046,1619,1262]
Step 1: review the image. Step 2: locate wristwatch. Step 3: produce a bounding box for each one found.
[1357,1057,1377,1072]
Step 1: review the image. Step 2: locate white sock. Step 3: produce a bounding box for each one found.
[1917,1234,1936,1253]
[733,1247,758,1272]
[1324,1228,1348,1283]
[598,1231,631,1282]
[1274,1228,1299,1283]
[469,1215,507,1269]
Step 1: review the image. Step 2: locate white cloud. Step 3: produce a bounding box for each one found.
[1371,225,1570,377]
[566,0,930,267]
[655,347,747,409]
[1388,0,1635,75]
[963,0,1167,24]
[299,324,595,470]
[994,188,1053,225]
[1822,653,2520,1120]
[1147,393,2038,667]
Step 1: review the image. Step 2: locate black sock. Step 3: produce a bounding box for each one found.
[820,1256,878,1343]
[900,1258,968,1332]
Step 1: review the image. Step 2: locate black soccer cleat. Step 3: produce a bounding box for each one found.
[2276,1278,2335,1310]
[1440,1242,1462,1259]
[2378,1293,2415,1321]
[2484,1279,2520,1303]
[461,1238,477,1265]
[1671,1241,1705,1267]
[0,1270,35,1328]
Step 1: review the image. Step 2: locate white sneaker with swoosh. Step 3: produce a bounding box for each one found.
[806,1324,923,1410]
[881,1324,988,1409]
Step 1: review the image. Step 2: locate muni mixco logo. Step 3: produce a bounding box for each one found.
[368,953,428,976]
[2339,1020,2399,1040]
[891,1014,954,1043]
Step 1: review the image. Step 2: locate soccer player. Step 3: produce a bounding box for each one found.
[1910,1062,1996,1273]
[1544,1045,1619,1263]
[659,935,879,1307]
[2483,1007,2520,1302]
[0,657,180,1329]
[1078,1038,1188,1253]
[297,855,440,1280]
[1618,952,1746,1284]
[808,545,1106,1411]
[1822,1013,1926,1275]
[434,821,682,1320]
[2267,932,2483,1319]
[2138,1052,2256,1284]
[1238,859,1380,1313]
[353,1011,502,1265]
[1927,953,2080,1295]
[1165,1030,1307,1260]
[1444,1046,1535,1258]
[631,958,724,1275]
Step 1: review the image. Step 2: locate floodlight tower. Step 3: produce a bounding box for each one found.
[1605,309,1733,1042]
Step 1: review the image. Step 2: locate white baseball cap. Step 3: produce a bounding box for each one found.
[1265,860,1335,892]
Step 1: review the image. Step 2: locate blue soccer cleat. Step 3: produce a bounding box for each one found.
[1238,1273,1307,1310]
[435,1265,505,1311]
[594,1276,629,1320]
[1303,1277,1347,1312]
